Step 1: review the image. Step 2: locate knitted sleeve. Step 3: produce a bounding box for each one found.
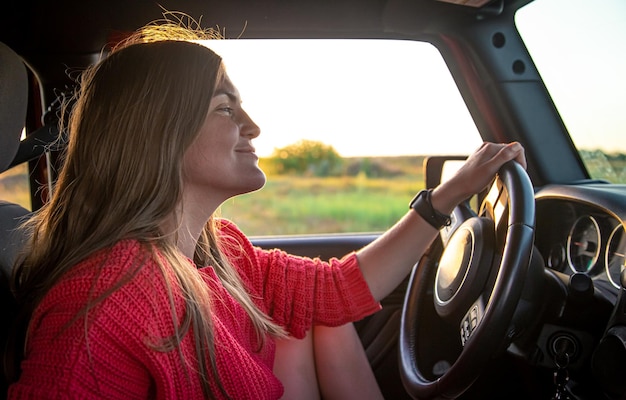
[217,220,381,339]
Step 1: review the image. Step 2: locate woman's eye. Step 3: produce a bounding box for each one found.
[219,106,235,116]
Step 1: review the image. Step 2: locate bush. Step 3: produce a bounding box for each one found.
[345,158,403,178]
[267,140,343,176]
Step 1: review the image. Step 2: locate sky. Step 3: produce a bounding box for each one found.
[202,0,626,158]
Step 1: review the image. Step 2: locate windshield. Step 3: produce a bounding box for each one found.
[516,0,626,183]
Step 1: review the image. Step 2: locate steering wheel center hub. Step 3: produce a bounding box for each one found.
[434,217,494,318]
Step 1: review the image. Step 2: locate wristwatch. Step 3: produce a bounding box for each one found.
[409,189,451,230]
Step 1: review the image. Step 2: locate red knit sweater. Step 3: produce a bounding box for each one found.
[8,221,380,399]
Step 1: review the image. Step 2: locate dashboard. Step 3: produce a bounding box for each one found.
[535,184,626,294]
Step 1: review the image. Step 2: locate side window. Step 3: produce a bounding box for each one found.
[206,39,482,235]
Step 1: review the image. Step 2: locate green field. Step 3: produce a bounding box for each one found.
[220,174,423,235]
[220,156,426,235]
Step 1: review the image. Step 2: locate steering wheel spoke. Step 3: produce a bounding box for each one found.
[440,199,478,246]
[460,297,485,347]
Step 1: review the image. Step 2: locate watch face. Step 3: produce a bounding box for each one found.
[409,190,425,209]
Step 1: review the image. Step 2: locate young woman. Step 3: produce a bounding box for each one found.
[8,23,525,399]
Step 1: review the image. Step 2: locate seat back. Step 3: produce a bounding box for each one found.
[0,41,31,396]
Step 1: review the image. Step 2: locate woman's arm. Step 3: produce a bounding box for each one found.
[356,142,526,301]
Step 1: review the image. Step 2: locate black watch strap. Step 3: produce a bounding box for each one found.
[409,189,451,230]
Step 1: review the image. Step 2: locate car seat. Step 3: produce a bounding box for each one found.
[0,41,31,397]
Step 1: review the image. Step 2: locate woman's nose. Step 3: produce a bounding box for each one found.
[240,109,261,138]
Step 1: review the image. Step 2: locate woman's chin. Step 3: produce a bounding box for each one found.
[241,170,267,194]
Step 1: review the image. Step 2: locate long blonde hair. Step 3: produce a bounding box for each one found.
[13,21,284,399]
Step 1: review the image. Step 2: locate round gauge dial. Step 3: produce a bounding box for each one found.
[567,215,600,273]
[605,225,625,289]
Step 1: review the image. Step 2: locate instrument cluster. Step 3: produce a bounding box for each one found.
[536,200,625,289]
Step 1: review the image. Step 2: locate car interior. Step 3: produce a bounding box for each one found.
[1,0,625,399]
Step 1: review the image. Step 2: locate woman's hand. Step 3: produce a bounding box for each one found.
[431,142,526,215]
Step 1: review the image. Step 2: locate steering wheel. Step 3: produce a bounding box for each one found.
[399,160,535,399]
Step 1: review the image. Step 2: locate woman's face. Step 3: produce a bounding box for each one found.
[182,72,265,203]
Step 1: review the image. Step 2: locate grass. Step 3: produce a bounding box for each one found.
[220,174,424,235]
[220,155,427,235]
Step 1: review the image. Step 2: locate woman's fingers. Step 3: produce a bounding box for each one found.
[433,142,527,212]
[494,142,526,169]
[467,142,526,177]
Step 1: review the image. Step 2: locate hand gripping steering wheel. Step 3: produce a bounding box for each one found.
[399,160,535,399]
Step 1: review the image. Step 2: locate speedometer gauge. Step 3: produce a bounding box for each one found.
[567,215,600,273]
[605,225,625,289]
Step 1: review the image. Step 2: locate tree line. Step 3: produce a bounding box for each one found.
[262,140,406,178]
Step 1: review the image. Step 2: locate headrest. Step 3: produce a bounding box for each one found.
[0,42,28,173]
